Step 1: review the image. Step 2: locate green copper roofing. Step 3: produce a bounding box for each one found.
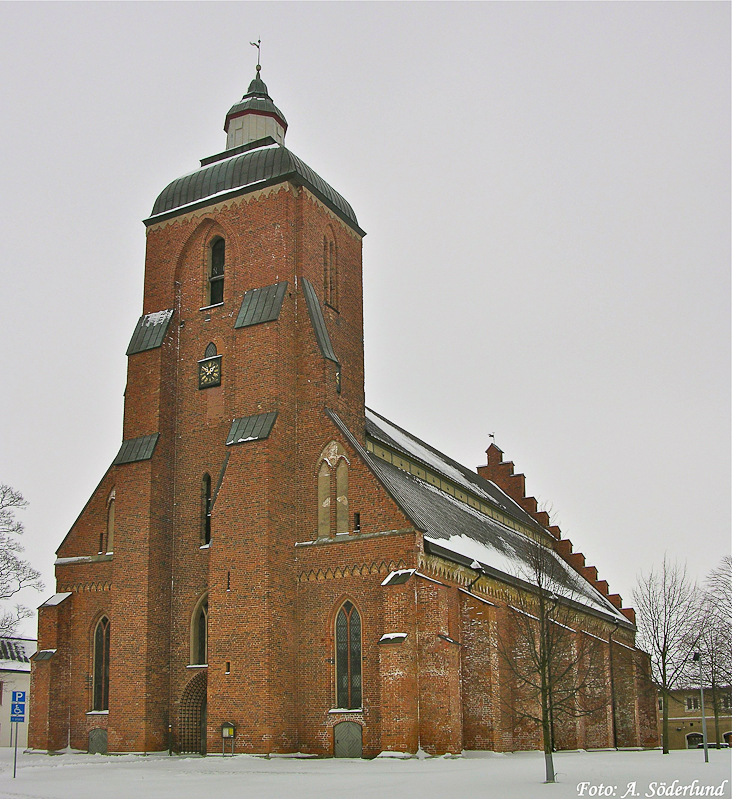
[235,281,288,329]
[145,139,363,234]
[301,278,338,364]
[226,412,278,446]
[126,309,174,355]
[113,434,159,465]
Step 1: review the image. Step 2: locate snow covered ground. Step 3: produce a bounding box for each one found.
[0,747,728,799]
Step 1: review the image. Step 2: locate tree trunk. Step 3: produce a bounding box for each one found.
[541,680,555,782]
[662,689,670,754]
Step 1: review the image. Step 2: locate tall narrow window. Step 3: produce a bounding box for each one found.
[209,238,225,305]
[317,462,331,539]
[191,596,208,665]
[336,460,349,534]
[201,473,212,544]
[106,492,115,554]
[335,601,361,709]
[323,233,338,309]
[316,441,351,539]
[93,617,110,711]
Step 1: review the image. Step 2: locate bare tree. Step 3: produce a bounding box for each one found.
[632,556,703,754]
[495,542,608,783]
[697,557,732,747]
[0,485,44,636]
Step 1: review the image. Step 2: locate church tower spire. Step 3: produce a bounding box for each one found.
[224,66,288,149]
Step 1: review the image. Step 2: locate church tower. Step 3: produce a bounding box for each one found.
[30,69,382,754]
[30,67,657,759]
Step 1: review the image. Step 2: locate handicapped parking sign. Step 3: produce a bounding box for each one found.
[10,691,25,722]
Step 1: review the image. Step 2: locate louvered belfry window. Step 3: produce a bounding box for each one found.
[93,616,110,711]
[209,238,225,305]
[335,601,361,709]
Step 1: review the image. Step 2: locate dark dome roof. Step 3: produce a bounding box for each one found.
[224,72,287,131]
[146,140,362,234]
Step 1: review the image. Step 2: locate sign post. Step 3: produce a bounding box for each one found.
[11,690,26,779]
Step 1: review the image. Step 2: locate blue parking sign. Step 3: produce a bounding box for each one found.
[10,691,25,722]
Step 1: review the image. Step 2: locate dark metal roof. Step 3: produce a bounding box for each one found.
[0,638,31,663]
[365,408,540,531]
[113,433,159,465]
[126,309,174,355]
[146,140,363,235]
[301,278,338,364]
[33,650,55,661]
[327,409,630,626]
[226,412,277,446]
[235,282,288,329]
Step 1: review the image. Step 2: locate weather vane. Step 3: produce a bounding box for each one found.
[250,38,261,71]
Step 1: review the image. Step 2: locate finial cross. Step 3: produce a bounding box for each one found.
[250,38,261,70]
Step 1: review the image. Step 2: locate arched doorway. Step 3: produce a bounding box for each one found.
[686,732,703,749]
[88,728,107,754]
[334,721,362,757]
[180,670,207,754]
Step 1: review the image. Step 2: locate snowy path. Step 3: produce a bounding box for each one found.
[0,748,728,799]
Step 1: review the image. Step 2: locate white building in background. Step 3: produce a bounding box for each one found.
[0,638,36,747]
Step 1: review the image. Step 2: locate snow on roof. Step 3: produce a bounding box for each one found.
[381,569,415,586]
[365,408,538,528]
[40,592,72,607]
[328,409,628,625]
[379,633,408,643]
[0,637,37,671]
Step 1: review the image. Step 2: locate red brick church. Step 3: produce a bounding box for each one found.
[29,68,658,757]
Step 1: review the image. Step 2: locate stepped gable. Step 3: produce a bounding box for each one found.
[479,442,636,624]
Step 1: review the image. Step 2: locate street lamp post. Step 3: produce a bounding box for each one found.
[693,652,709,763]
[608,619,620,749]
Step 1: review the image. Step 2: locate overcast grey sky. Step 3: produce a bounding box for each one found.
[0,2,728,637]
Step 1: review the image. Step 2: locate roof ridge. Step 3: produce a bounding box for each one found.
[365,408,541,531]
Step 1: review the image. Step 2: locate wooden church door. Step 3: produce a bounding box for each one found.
[334,721,362,757]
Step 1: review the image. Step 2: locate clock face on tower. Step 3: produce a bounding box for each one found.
[198,356,222,389]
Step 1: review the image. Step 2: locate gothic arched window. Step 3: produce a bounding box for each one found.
[191,596,208,665]
[209,238,225,305]
[335,601,361,709]
[201,474,212,545]
[99,491,115,555]
[93,616,110,711]
[317,462,330,539]
[316,441,351,539]
[336,460,348,534]
[105,492,115,554]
